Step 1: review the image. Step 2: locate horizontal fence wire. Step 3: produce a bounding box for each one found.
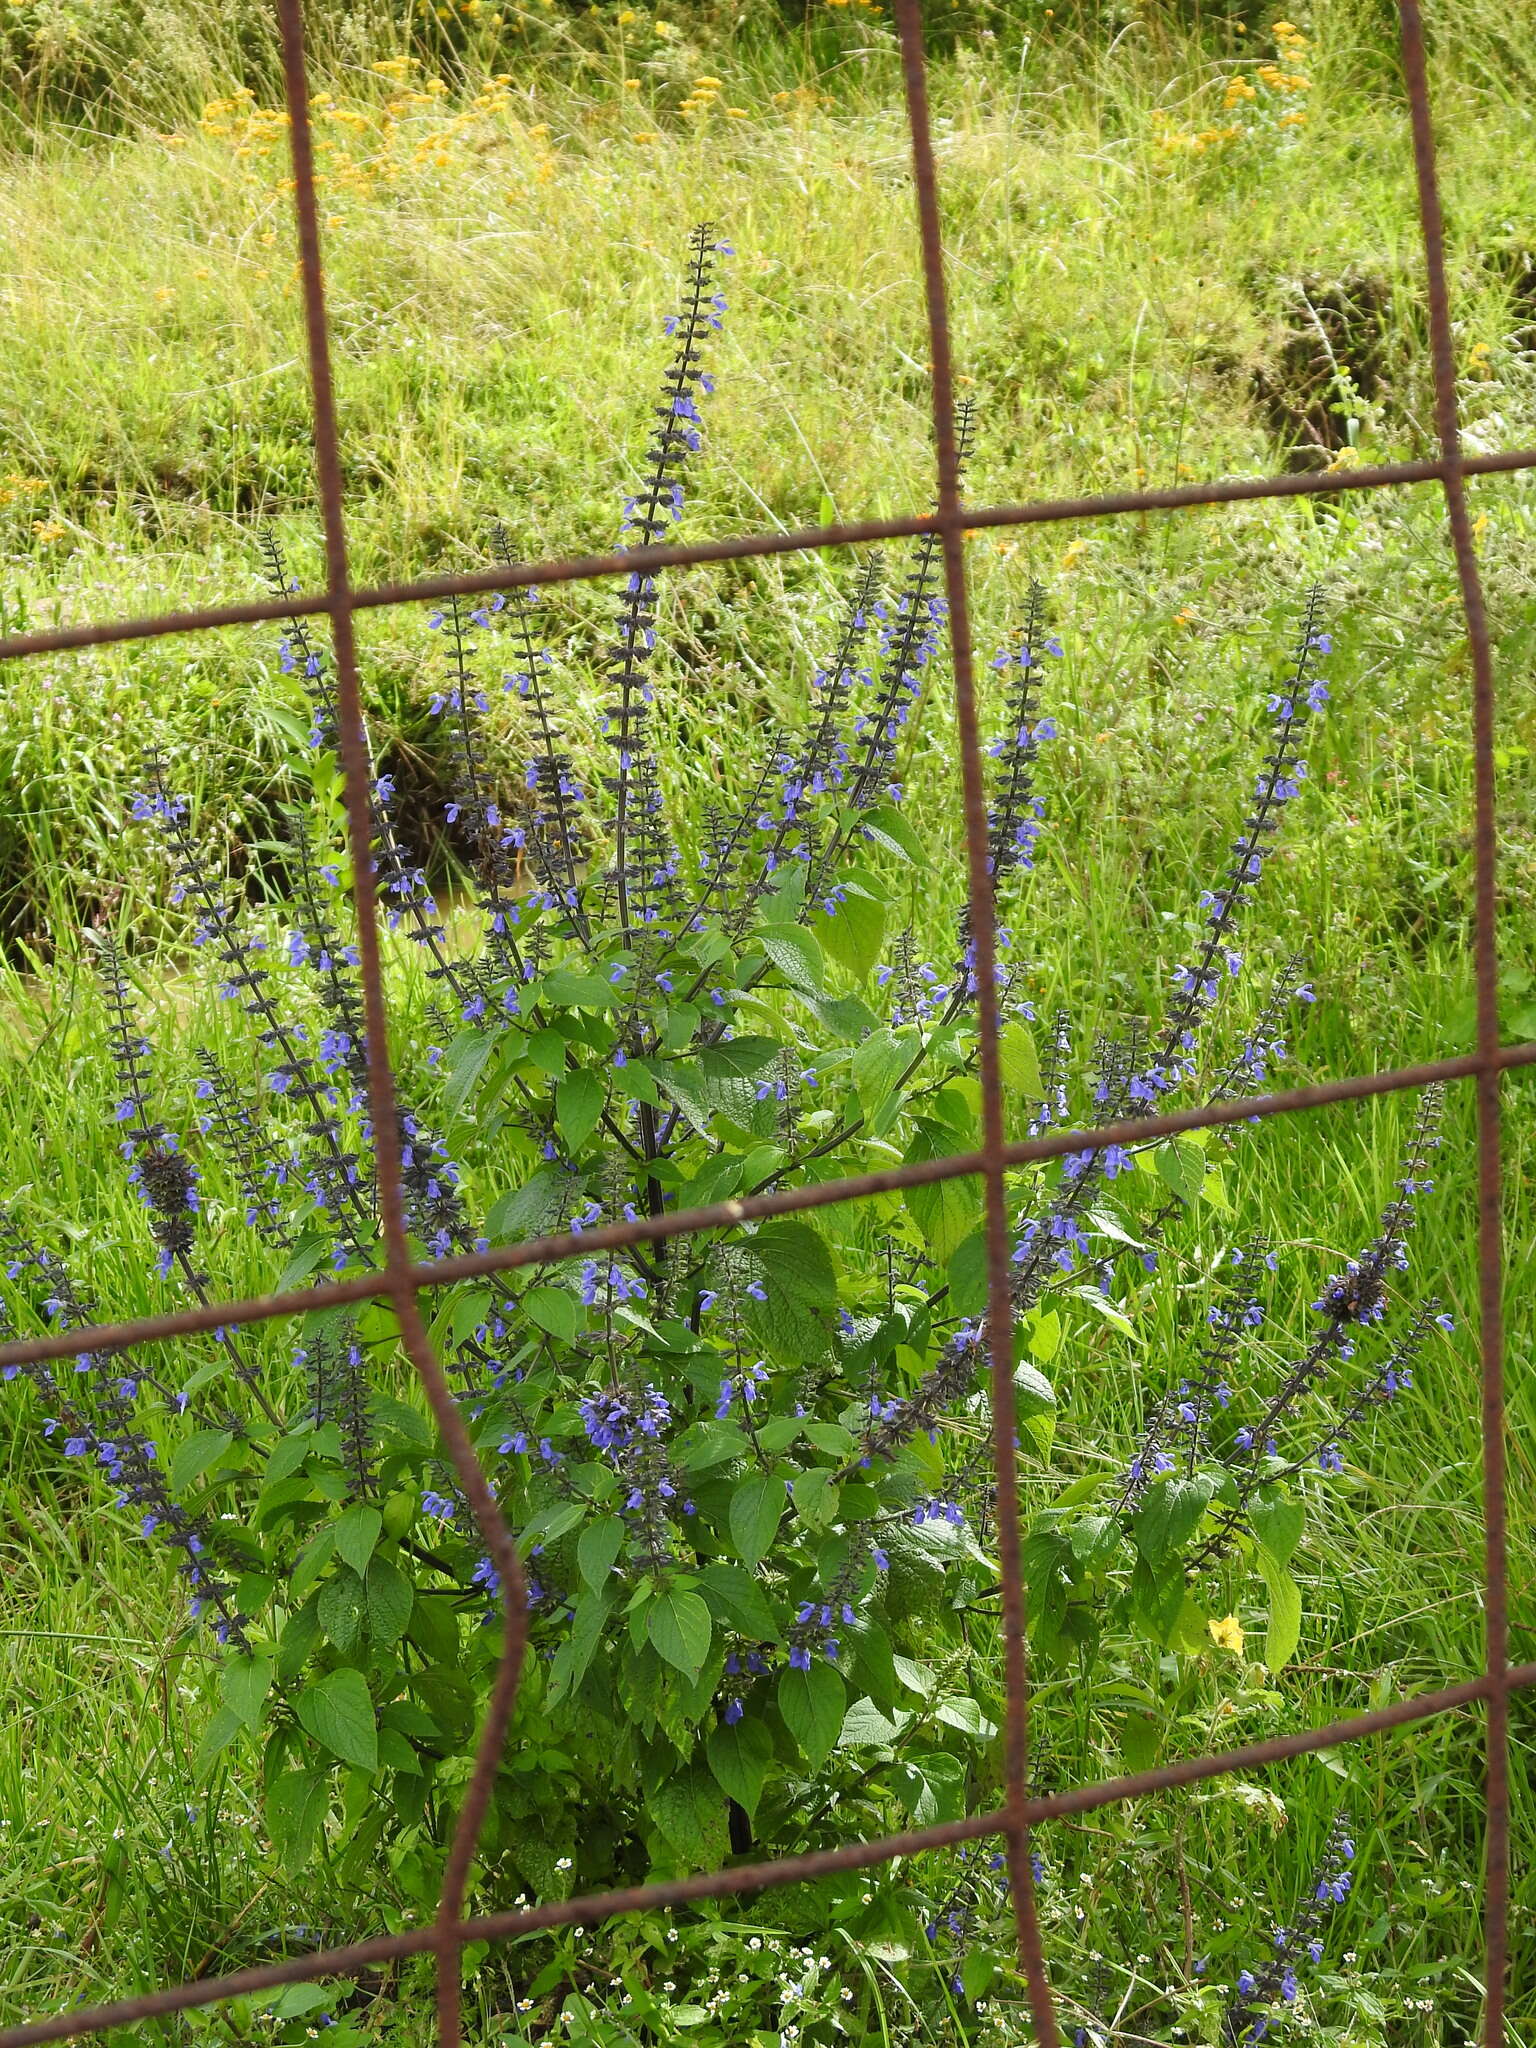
[0,0,1519,2041]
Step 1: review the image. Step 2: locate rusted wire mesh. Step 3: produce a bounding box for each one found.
[0,0,1528,2039]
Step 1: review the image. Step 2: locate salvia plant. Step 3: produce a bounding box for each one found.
[3,225,1455,2038]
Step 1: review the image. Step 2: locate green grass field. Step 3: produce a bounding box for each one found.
[1,2,1535,2042]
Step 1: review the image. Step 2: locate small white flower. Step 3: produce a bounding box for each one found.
[556,1856,572,1870]
[748,1937,762,1950]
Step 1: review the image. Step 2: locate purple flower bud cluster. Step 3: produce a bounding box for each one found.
[1225,1813,1353,2041]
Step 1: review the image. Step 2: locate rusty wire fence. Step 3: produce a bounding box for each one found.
[0,0,1531,2039]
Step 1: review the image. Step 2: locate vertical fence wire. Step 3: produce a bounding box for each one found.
[1395,6,1510,2036]
[0,0,1518,2042]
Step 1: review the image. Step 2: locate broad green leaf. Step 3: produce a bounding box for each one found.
[698,1561,781,1643]
[220,1654,273,1732]
[295,1668,377,1772]
[647,1588,713,1678]
[1134,1473,1217,1565]
[1258,1550,1303,1673]
[861,804,929,865]
[364,1556,413,1645]
[934,1694,998,1739]
[1029,1307,1062,1364]
[523,1283,577,1342]
[442,1028,496,1122]
[1250,1491,1304,1568]
[729,1475,783,1571]
[902,1119,982,1262]
[792,1468,840,1531]
[577,1516,626,1594]
[333,1503,382,1578]
[1154,1139,1206,1206]
[751,1221,839,1306]
[647,1059,714,1139]
[647,1763,728,1871]
[778,1661,845,1770]
[946,1228,989,1319]
[487,1168,572,1244]
[838,1696,904,1748]
[193,1704,243,1777]
[266,1768,330,1874]
[706,1717,773,1816]
[170,1429,234,1494]
[999,1019,1042,1097]
[818,885,885,982]
[757,923,825,994]
[556,1069,605,1152]
[318,1568,365,1653]
[852,1026,916,1119]
[892,1751,965,1826]
[697,1036,781,1082]
[547,1589,610,1705]
[543,967,618,1008]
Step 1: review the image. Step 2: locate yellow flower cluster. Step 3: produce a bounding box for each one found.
[824,0,881,11]
[1149,107,1240,156]
[31,519,68,544]
[196,62,549,208]
[1220,19,1311,129]
[0,473,46,510]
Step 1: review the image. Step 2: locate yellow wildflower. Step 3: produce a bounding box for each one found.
[653,17,674,32]
[1209,1615,1245,1656]
[623,77,642,89]
[32,520,68,543]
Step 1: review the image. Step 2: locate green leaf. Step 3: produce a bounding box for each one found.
[778,1661,845,1770]
[892,1750,966,1826]
[556,1070,605,1153]
[852,1026,914,1121]
[193,1704,243,1777]
[697,1036,782,1082]
[902,1119,982,1262]
[220,1654,273,1732]
[729,1475,783,1571]
[364,1556,413,1645]
[647,1588,713,1678]
[934,1694,998,1739]
[266,1768,329,1875]
[295,1669,377,1772]
[647,1763,728,1872]
[276,1235,331,1293]
[751,1221,839,1306]
[523,1284,577,1342]
[647,1059,714,1139]
[1250,1491,1304,1569]
[791,1467,840,1531]
[861,804,929,865]
[838,1696,904,1748]
[488,1168,571,1244]
[1134,1474,1217,1565]
[442,1028,496,1122]
[756,923,825,994]
[547,1589,610,1706]
[333,1504,382,1578]
[698,1561,781,1642]
[1258,1550,1303,1673]
[544,967,618,1009]
[999,1019,1042,1097]
[706,1717,773,1816]
[318,1568,365,1653]
[169,1429,234,1494]
[577,1516,625,1595]
[1029,1307,1062,1364]
[946,1228,989,1320]
[818,885,885,983]
[527,1027,570,1075]
[1154,1139,1206,1206]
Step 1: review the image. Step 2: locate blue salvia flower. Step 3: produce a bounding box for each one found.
[602,224,724,939]
[985,581,1061,887]
[1153,590,1329,1097]
[1224,1814,1353,2041]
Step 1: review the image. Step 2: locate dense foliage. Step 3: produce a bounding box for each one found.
[0,229,1461,2046]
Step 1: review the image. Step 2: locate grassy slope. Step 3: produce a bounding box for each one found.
[1,3,1535,2040]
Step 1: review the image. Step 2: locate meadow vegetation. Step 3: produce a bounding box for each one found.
[0,3,1534,2044]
